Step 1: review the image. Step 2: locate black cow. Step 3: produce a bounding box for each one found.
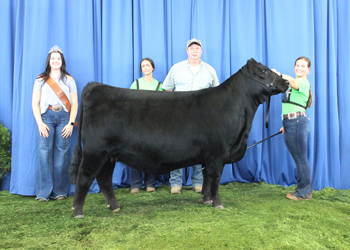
[69,58,289,218]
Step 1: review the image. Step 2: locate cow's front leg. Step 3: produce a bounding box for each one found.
[207,163,224,209]
[201,165,212,205]
[96,160,120,213]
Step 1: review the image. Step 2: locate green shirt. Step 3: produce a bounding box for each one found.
[282,78,310,115]
[130,77,163,91]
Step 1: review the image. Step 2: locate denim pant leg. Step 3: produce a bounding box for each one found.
[51,111,71,198]
[144,172,156,188]
[36,111,55,200]
[283,116,312,198]
[192,164,203,187]
[130,168,143,189]
[169,168,183,188]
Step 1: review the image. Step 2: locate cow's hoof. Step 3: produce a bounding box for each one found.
[71,206,75,211]
[203,200,213,205]
[74,214,84,219]
[214,205,224,209]
[112,207,121,213]
[107,204,110,208]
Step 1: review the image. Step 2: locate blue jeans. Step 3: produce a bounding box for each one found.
[169,164,203,188]
[36,109,71,200]
[283,116,312,198]
[130,168,156,189]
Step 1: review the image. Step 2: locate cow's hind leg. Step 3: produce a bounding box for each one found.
[72,154,107,218]
[96,160,120,213]
[72,173,95,218]
[201,166,213,205]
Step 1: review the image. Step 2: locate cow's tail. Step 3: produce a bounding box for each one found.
[69,86,87,185]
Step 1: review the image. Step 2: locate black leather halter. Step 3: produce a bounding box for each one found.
[240,69,278,90]
[240,68,279,128]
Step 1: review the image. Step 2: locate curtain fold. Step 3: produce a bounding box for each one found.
[1,0,349,194]
[337,0,350,190]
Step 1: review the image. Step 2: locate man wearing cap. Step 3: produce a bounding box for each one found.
[162,38,220,194]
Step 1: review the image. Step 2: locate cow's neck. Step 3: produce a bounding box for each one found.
[227,72,271,113]
[222,71,272,163]
[244,81,271,107]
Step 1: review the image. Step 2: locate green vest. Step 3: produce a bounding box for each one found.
[282,78,310,115]
[130,77,163,91]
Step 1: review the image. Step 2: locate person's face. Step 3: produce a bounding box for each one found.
[50,52,62,70]
[186,44,202,61]
[294,59,310,78]
[141,60,153,75]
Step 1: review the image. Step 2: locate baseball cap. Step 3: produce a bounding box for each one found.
[186,38,202,48]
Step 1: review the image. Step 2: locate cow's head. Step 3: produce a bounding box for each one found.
[241,58,289,95]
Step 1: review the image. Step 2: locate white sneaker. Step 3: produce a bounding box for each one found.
[171,186,181,194]
[130,188,140,194]
[193,186,202,193]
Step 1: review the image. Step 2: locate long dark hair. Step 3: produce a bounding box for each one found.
[37,51,71,84]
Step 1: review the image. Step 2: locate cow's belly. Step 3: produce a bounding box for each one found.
[112,135,209,174]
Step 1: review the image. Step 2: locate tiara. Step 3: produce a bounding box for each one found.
[49,45,63,54]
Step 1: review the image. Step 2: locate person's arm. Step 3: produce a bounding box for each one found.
[61,92,78,138]
[212,71,220,87]
[130,80,137,89]
[32,91,50,138]
[161,68,175,91]
[271,69,299,90]
[280,126,284,134]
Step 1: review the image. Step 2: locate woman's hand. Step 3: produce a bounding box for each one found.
[280,126,284,134]
[62,123,73,138]
[271,69,281,76]
[272,69,299,90]
[38,122,50,138]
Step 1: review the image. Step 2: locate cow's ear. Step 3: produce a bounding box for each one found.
[243,58,256,76]
[248,58,258,70]
[249,58,257,64]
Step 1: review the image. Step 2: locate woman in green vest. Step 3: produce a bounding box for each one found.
[272,56,313,200]
[129,58,163,194]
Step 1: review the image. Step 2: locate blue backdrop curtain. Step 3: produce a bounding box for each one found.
[1,0,349,194]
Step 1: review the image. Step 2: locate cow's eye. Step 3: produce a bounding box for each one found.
[261,69,267,74]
